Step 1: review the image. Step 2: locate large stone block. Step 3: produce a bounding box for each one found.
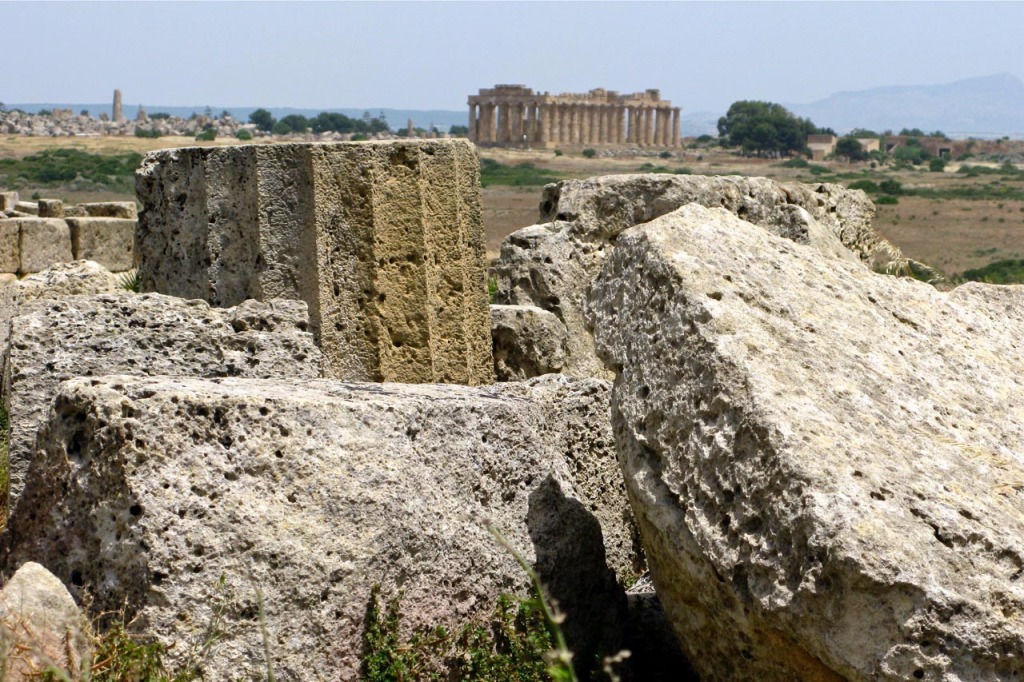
[67,217,135,271]
[36,199,63,218]
[4,374,636,680]
[0,220,19,273]
[3,293,322,504]
[17,218,72,274]
[490,304,567,381]
[495,174,899,378]
[135,140,492,385]
[13,202,38,216]
[78,201,137,219]
[589,203,1024,680]
[0,192,17,212]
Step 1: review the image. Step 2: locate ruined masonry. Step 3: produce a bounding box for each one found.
[468,84,681,148]
[135,139,492,385]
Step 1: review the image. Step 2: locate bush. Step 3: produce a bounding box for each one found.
[847,180,880,193]
[0,149,143,191]
[928,158,947,173]
[582,148,596,159]
[195,128,216,142]
[272,121,293,136]
[879,179,903,195]
[778,157,809,168]
[479,158,561,188]
[134,128,161,139]
[553,149,563,157]
[236,128,253,140]
[959,259,1024,284]
[875,195,899,205]
[659,150,673,159]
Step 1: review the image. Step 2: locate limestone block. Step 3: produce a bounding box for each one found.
[0,192,18,211]
[17,218,72,274]
[490,304,567,381]
[66,217,135,271]
[14,202,38,216]
[36,199,63,218]
[5,373,636,680]
[0,562,91,680]
[78,201,137,219]
[589,203,1024,680]
[135,140,492,385]
[3,293,322,504]
[496,174,897,378]
[0,219,20,273]
[0,274,16,285]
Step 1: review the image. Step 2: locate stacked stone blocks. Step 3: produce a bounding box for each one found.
[135,139,492,385]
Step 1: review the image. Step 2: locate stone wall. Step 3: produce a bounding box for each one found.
[135,140,493,385]
[0,193,136,275]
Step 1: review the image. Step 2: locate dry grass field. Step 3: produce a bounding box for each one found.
[3,135,1022,280]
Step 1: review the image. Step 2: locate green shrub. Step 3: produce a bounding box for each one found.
[236,128,253,141]
[879,179,903,195]
[928,158,947,172]
[134,128,161,138]
[582,148,596,159]
[479,158,561,188]
[553,149,563,157]
[195,128,216,142]
[847,180,880,193]
[875,195,899,205]
[659,151,672,159]
[958,259,1024,284]
[0,149,143,192]
[778,157,809,168]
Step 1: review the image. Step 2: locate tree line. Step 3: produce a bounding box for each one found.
[248,109,390,136]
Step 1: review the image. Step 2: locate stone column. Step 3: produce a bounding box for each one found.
[616,107,625,144]
[654,108,665,147]
[511,102,521,143]
[112,89,123,123]
[526,104,536,144]
[588,106,598,145]
[468,103,477,142]
[672,107,681,147]
[644,106,654,146]
[487,103,498,143]
[597,105,607,144]
[567,105,577,145]
[626,107,635,144]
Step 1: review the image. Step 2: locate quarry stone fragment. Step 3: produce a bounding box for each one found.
[0,561,91,681]
[66,217,135,271]
[495,174,896,378]
[79,201,138,219]
[36,200,63,219]
[0,260,122,353]
[0,220,18,273]
[4,374,636,680]
[491,304,568,381]
[13,202,38,216]
[589,203,1024,680]
[0,192,17,212]
[3,293,322,504]
[135,140,492,385]
[14,218,73,274]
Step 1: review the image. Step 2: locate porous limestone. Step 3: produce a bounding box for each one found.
[0,221,18,273]
[0,562,91,681]
[66,217,135,271]
[3,293,322,504]
[495,174,896,378]
[490,304,567,381]
[589,203,1024,680]
[36,200,63,219]
[4,374,635,680]
[0,260,122,353]
[79,201,138,220]
[0,193,17,212]
[135,140,492,385]
[12,218,73,274]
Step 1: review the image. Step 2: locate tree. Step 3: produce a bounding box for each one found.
[278,114,309,133]
[835,136,869,162]
[449,124,469,136]
[717,100,817,157]
[249,108,276,133]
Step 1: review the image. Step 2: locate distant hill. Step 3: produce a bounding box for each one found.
[4,104,469,132]
[787,73,1024,139]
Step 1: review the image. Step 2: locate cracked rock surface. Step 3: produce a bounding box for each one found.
[495,174,894,378]
[590,203,1024,680]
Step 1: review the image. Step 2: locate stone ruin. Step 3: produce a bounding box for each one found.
[0,192,136,277]
[1,138,1023,681]
[468,84,682,148]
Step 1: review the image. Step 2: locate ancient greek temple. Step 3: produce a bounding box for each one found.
[468,84,681,148]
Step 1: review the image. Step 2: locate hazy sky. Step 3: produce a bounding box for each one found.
[4,1,1023,113]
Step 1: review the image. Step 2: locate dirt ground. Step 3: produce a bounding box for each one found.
[3,135,1021,279]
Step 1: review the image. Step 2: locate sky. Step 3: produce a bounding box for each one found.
[3,1,1023,114]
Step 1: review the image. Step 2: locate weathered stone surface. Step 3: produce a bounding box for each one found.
[36,199,63,218]
[491,304,567,381]
[496,174,897,378]
[589,203,1024,680]
[135,140,492,385]
[67,217,135,271]
[79,201,137,219]
[16,218,73,274]
[4,373,636,680]
[0,260,122,353]
[0,220,18,273]
[13,202,38,216]
[3,293,322,505]
[0,192,17,212]
[0,561,91,680]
